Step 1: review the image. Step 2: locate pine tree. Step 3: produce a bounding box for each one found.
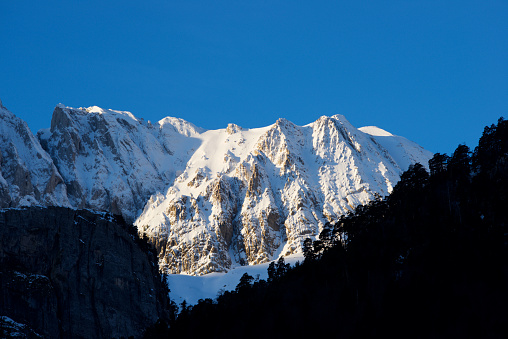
[429,152,449,177]
[267,262,276,283]
[303,238,315,262]
[276,257,290,278]
[236,273,254,293]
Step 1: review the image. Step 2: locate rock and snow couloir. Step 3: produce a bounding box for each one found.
[0,99,432,275]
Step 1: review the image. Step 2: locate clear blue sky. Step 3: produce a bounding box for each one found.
[1,0,506,155]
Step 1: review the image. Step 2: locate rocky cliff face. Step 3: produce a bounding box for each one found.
[37,105,199,223]
[0,99,432,275]
[0,101,69,208]
[0,207,170,339]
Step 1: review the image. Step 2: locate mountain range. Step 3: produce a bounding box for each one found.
[0,99,432,275]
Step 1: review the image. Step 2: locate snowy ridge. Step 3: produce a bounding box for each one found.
[135,113,432,275]
[0,99,432,276]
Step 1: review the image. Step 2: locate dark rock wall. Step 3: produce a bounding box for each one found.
[0,207,169,338]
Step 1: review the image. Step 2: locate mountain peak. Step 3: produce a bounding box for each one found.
[226,123,243,134]
[274,117,296,128]
[330,113,349,121]
[0,100,12,118]
[50,104,79,131]
[159,116,205,137]
[84,106,140,122]
[84,105,105,114]
[359,126,394,137]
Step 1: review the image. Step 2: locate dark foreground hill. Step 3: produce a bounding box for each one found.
[0,207,172,339]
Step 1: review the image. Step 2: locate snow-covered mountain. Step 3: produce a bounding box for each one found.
[0,100,432,275]
[0,99,69,207]
[135,115,432,275]
[37,104,201,222]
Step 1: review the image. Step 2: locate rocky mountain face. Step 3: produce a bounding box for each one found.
[0,100,432,275]
[0,100,69,208]
[0,206,170,339]
[135,116,432,275]
[36,104,200,223]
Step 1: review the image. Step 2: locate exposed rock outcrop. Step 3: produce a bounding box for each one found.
[0,207,170,339]
[0,103,69,208]
[37,105,190,223]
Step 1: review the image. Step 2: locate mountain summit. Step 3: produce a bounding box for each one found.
[134,113,432,275]
[0,101,432,275]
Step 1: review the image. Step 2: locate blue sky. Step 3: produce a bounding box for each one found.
[1,0,506,155]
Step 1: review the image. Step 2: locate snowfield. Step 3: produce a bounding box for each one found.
[167,254,304,306]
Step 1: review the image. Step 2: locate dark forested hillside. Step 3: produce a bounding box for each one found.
[153,118,508,339]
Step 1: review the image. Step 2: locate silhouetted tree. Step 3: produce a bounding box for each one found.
[396,162,429,190]
[267,262,276,283]
[275,257,290,278]
[303,238,315,262]
[236,273,254,293]
[448,144,471,181]
[429,152,449,177]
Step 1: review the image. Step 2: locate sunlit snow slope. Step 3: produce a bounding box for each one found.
[167,254,304,305]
